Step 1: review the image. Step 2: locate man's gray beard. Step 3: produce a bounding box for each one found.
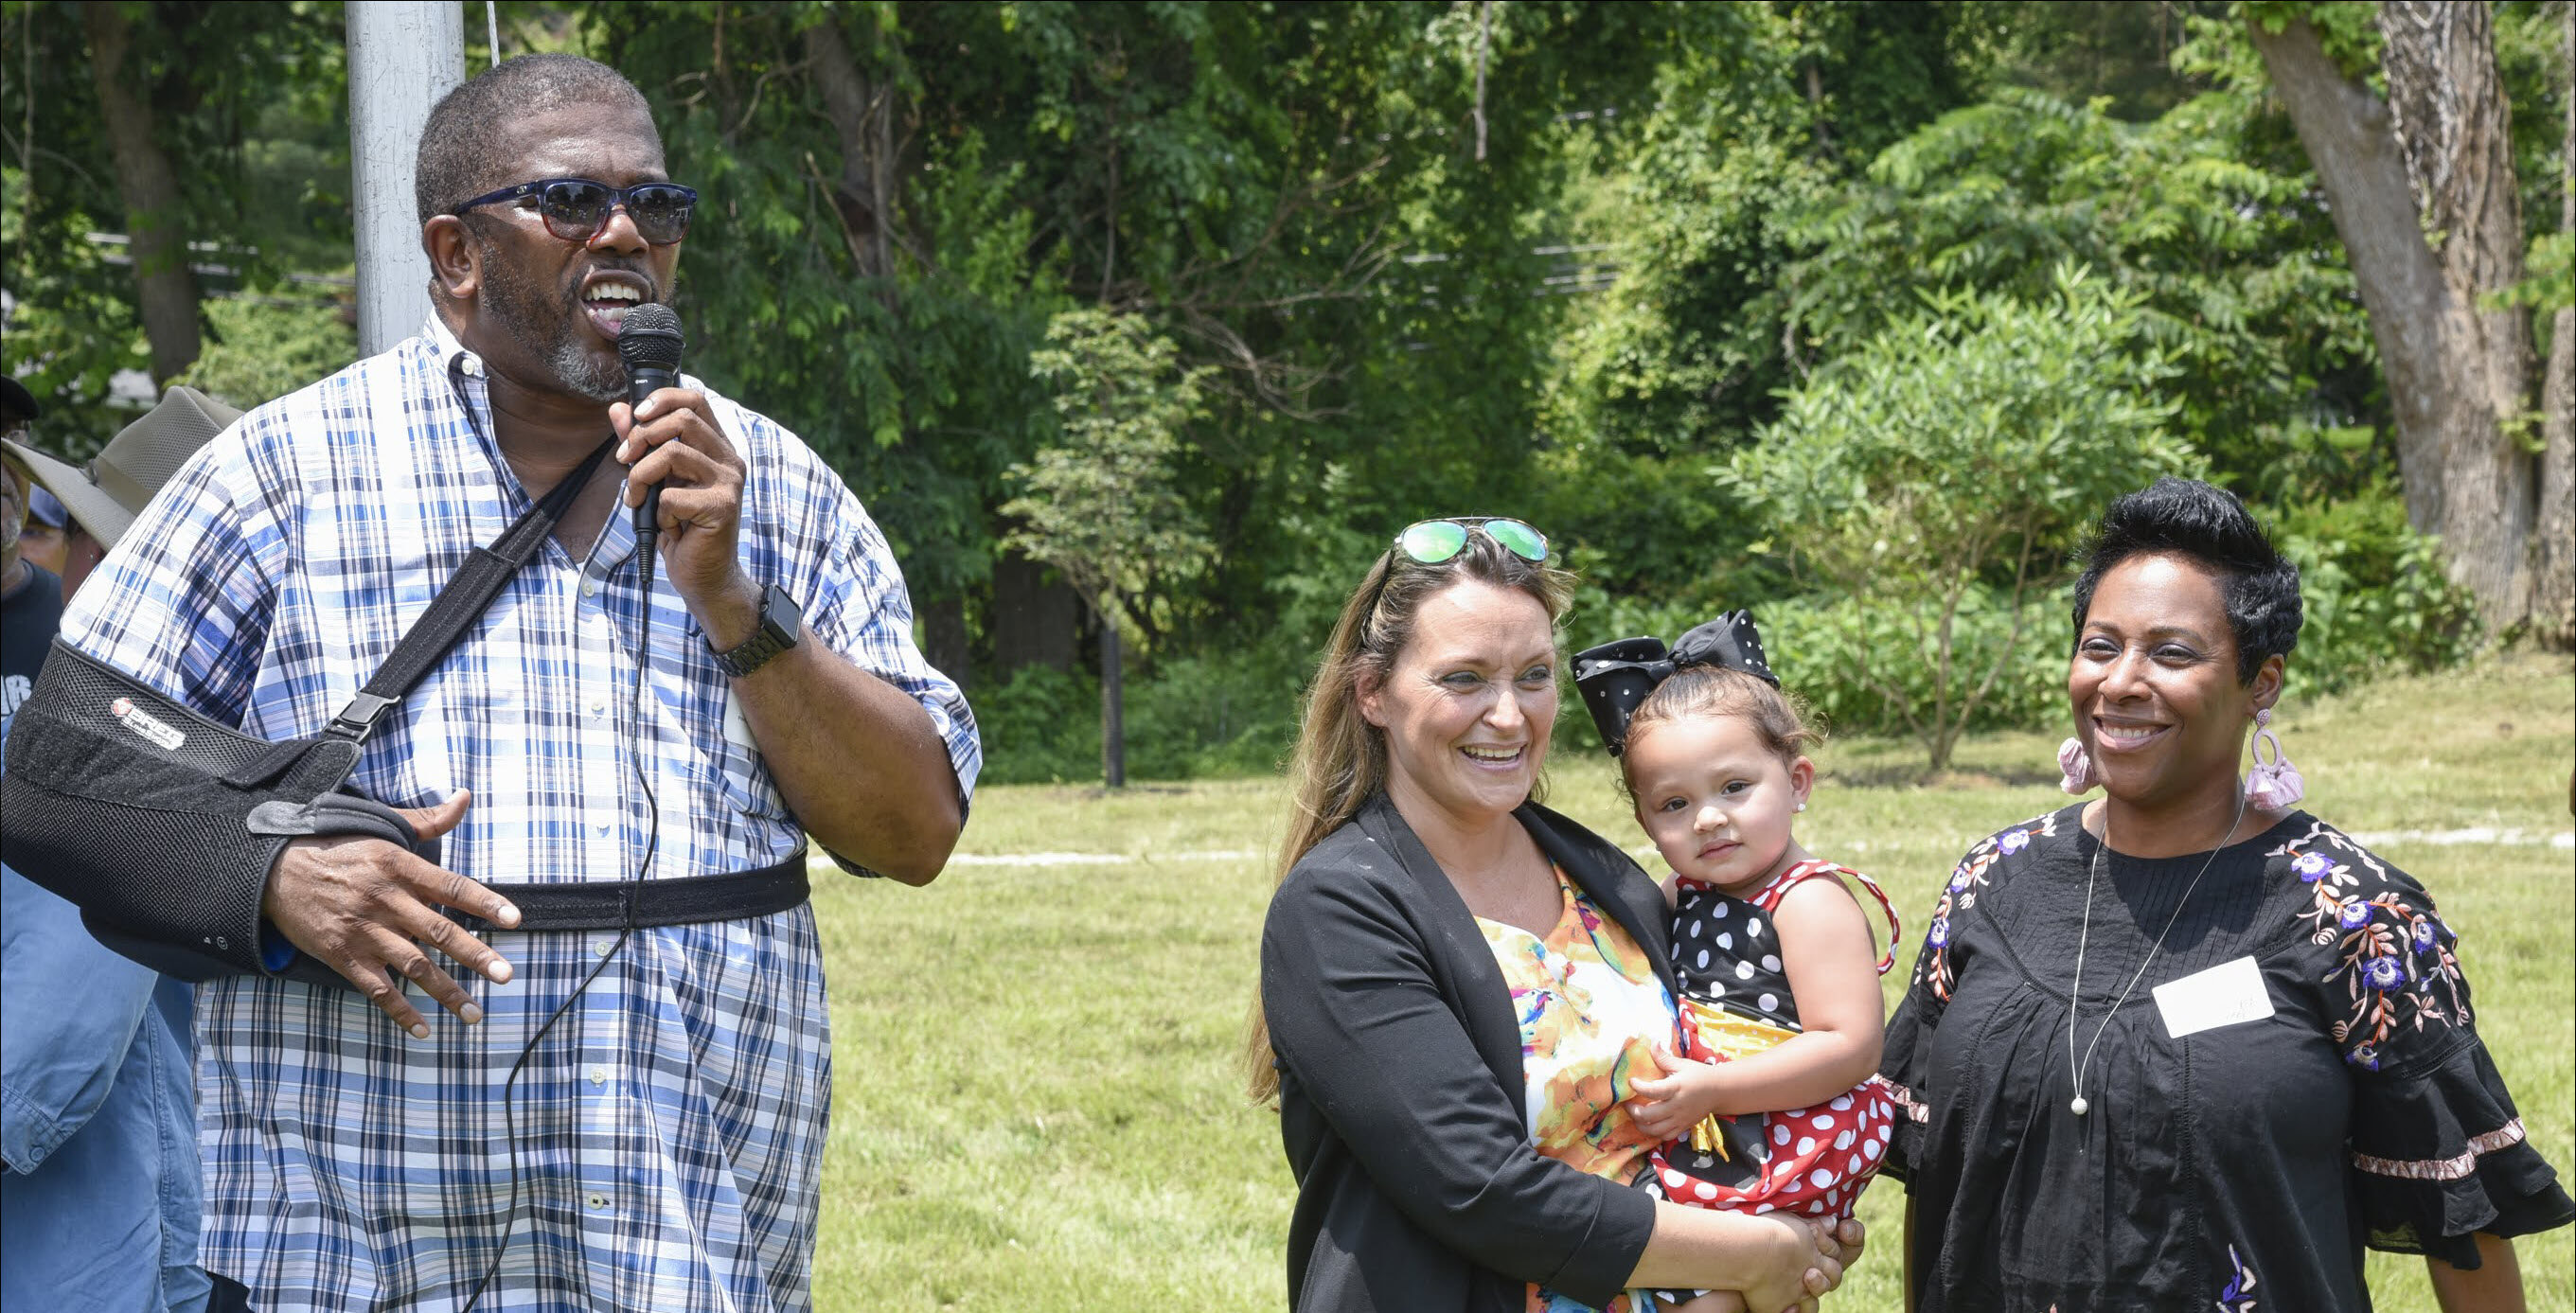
[475,237,629,403]
[542,337,627,404]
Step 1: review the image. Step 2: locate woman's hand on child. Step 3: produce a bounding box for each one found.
[1736,1214,1850,1313]
[1629,1040,1728,1141]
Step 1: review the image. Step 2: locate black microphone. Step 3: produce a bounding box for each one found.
[614,303,685,541]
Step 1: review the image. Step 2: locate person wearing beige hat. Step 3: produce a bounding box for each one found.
[1,384,241,596]
[1,383,237,1313]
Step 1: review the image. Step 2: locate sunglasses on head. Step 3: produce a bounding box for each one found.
[1393,517,1549,565]
[1361,517,1551,621]
[452,177,699,245]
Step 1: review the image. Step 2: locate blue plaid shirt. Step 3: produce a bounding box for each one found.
[59,319,980,1311]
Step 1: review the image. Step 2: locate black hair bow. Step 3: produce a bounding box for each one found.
[1571,611,1778,756]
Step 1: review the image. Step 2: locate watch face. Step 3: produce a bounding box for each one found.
[764,583,804,637]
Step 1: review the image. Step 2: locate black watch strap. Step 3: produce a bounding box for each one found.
[710,583,802,678]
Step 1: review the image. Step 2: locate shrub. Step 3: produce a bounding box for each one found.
[972,645,1310,787]
[2271,487,2481,695]
[971,665,1103,787]
[175,293,358,412]
[1724,264,2200,770]
[1759,589,2066,740]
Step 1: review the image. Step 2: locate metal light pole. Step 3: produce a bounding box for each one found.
[346,2,465,357]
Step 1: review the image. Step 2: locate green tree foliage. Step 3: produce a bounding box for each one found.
[1784,83,2382,506]
[1533,3,1995,610]
[1725,266,2201,769]
[3,1,2554,777]
[587,0,1663,639]
[1004,311,1217,647]
[1,0,347,451]
[173,293,357,412]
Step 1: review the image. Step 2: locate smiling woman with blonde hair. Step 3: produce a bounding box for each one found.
[1252,517,1863,1313]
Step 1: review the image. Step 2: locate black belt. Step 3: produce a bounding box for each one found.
[456,848,811,932]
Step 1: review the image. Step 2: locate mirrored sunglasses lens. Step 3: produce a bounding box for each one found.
[1483,519,1548,561]
[1398,520,1471,564]
[629,187,694,241]
[541,181,613,237]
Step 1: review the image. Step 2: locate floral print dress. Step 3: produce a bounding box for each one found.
[1880,806,2572,1313]
[1478,870,1684,1313]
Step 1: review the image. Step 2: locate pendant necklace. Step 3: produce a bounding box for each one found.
[2064,791,2247,1117]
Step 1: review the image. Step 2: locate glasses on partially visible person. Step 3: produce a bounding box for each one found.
[1393,517,1549,566]
[451,178,699,245]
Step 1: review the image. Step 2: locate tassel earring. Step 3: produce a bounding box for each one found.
[2057,736,2098,796]
[2244,708,2304,808]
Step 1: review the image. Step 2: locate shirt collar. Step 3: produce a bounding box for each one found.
[421,313,486,381]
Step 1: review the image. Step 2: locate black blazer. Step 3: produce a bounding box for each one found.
[1259,792,1682,1312]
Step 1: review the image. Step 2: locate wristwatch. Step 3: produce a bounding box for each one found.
[709,583,803,678]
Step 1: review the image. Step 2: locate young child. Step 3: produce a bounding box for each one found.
[1574,615,1901,1286]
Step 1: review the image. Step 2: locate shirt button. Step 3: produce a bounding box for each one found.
[585,1192,609,1210]
[588,699,606,718]
[595,819,613,835]
[588,1066,608,1087]
[581,578,600,598]
[593,939,614,958]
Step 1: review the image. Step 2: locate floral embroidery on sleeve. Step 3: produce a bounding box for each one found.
[1919,811,2058,1001]
[2273,823,2468,1070]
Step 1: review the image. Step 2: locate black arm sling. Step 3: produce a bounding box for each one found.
[0,439,807,986]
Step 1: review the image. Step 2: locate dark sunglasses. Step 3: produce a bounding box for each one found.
[452,177,699,245]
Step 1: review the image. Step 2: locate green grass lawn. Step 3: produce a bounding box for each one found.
[810,652,2574,1311]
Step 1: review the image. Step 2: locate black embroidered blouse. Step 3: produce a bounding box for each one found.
[1879,805,2571,1312]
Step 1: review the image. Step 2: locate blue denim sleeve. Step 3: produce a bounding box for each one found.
[1,863,159,1174]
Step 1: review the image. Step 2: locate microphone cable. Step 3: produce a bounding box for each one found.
[459,469,662,1312]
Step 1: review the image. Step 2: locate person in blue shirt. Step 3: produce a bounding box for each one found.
[2,383,239,1313]
[16,483,68,577]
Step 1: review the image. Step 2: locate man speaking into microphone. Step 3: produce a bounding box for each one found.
[28,53,978,1312]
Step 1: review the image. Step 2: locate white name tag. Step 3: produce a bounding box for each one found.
[2153,955,2275,1039]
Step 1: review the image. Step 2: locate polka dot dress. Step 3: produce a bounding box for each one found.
[1648,860,1902,1222]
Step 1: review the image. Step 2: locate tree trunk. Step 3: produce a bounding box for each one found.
[2249,11,2535,632]
[804,17,896,280]
[2533,2,2575,651]
[2539,303,2573,649]
[83,0,200,383]
[1098,612,1125,789]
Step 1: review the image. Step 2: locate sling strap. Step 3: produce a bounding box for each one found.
[327,438,616,742]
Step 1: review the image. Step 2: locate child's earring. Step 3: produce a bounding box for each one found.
[2244,707,2304,808]
[1794,800,1806,813]
[2057,736,2098,795]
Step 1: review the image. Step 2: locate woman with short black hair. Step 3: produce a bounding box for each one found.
[1881,476,2570,1311]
